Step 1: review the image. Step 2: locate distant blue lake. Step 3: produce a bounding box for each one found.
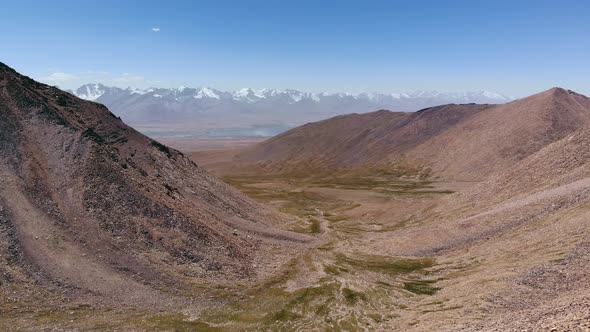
[141,125,293,138]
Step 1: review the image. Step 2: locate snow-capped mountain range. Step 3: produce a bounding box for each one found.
[68,83,512,136]
[73,83,510,104]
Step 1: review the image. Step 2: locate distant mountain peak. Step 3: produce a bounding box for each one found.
[75,83,108,101]
[67,83,515,132]
[194,87,221,100]
[72,83,512,104]
[0,61,305,292]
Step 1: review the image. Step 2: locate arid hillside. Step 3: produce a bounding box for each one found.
[0,62,310,310]
[194,88,590,330]
[237,88,590,180]
[4,60,590,331]
[188,122,590,330]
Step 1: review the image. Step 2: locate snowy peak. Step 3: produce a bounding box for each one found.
[230,88,345,104]
[74,85,226,101]
[194,87,221,99]
[72,83,511,105]
[75,83,108,101]
[68,83,515,135]
[233,88,260,102]
[127,87,152,95]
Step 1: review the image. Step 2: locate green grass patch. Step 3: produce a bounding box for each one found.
[403,279,440,295]
[264,284,338,323]
[336,254,436,275]
[342,287,367,305]
[309,218,321,233]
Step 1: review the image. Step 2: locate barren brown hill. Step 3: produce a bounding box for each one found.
[189,108,590,330]
[358,126,590,330]
[236,88,590,180]
[177,88,590,331]
[0,62,309,307]
[5,58,590,330]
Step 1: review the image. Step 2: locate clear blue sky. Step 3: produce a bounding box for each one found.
[1,0,589,96]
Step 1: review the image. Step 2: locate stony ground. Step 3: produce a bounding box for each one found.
[186,139,590,331]
[4,61,590,331]
[0,63,313,331]
[4,134,590,330]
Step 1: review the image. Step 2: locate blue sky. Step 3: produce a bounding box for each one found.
[1,0,589,96]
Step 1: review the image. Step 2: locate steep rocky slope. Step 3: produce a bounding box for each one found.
[0,62,309,305]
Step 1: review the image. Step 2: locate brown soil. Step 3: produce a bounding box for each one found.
[236,88,590,181]
[4,58,590,331]
[189,88,590,330]
[0,62,314,330]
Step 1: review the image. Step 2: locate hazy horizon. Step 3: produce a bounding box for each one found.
[3,2,590,330]
[66,81,516,97]
[2,0,589,97]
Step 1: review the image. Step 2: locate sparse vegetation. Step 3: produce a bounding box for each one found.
[81,127,105,144]
[309,217,321,233]
[403,279,441,295]
[342,287,367,304]
[335,253,436,275]
[150,140,173,157]
[55,94,69,107]
[195,170,451,330]
[5,24,590,332]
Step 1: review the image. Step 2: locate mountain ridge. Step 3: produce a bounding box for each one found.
[234,87,590,181]
[0,61,309,305]
[71,82,512,104]
[62,83,513,132]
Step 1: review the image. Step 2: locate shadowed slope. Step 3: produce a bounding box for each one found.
[0,62,309,303]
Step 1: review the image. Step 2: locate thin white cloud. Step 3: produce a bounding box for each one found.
[38,72,78,82]
[36,70,159,90]
[85,70,110,75]
[151,27,160,32]
[113,73,145,83]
